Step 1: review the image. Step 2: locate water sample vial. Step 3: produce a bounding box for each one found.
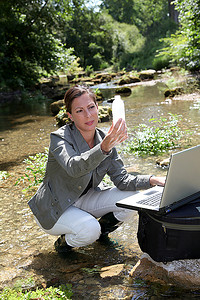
[112,95,125,125]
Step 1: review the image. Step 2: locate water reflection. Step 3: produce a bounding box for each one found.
[0,82,200,297]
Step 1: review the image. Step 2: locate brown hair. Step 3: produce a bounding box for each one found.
[64,85,97,113]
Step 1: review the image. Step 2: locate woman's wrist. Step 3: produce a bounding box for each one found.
[149,175,156,187]
[149,175,166,187]
[101,141,110,154]
[100,143,111,155]
[101,148,111,155]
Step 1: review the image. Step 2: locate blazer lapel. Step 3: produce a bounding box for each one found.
[65,123,104,153]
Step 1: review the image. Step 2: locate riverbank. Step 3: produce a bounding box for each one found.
[1,77,200,299]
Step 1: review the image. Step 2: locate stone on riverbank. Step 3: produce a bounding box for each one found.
[115,87,132,96]
[164,87,184,98]
[130,253,200,290]
[139,69,156,80]
[156,158,170,168]
[100,264,124,278]
[118,75,141,85]
[50,99,64,115]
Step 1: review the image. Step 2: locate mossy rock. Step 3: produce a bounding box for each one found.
[96,90,104,101]
[118,76,140,85]
[50,99,65,115]
[55,108,69,127]
[93,73,112,83]
[98,106,112,122]
[164,87,184,98]
[115,87,132,96]
[139,70,156,80]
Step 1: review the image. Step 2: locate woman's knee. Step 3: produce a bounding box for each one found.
[66,217,101,248]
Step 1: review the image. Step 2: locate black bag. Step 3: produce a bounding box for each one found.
[137,198,200,262]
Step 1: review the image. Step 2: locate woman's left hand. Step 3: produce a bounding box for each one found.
[101,118,128,153]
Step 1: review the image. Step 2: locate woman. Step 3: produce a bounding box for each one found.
[28,85,165,253]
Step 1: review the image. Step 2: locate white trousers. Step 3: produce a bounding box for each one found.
[36,187,137,248]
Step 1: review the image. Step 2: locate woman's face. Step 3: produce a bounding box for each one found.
[67,93,99,135]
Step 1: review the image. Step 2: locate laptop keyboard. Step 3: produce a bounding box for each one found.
[137,192,162,206]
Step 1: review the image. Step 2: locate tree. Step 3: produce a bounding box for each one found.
[159,0,200,70]
[100,0,170,35]
[63,1,114,70]
[0,0,74,89]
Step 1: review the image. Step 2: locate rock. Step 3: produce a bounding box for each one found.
[98,106,112,122]
[100,264,124,278]
[50,99,65,115]
[115,87,132,96]
[156,158,170,168]
[118,76,141,85]
[130,254,200,290]
[95,90,104,101]
[164,87,184,98]
[71,77,94,85]
[93,72,112,83]
[139,70,156,81]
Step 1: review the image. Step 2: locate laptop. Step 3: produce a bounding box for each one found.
[116,145,200,215]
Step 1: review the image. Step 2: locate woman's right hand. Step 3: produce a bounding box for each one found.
[101,118,128,153]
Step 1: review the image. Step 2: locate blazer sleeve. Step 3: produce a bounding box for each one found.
[107,148,152,191]
[49,133,107,178]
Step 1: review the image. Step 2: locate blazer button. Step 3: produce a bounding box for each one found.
[78,185,82,190]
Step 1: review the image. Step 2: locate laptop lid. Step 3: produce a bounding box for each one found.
[116,145,200,214]
[160,144,200,209]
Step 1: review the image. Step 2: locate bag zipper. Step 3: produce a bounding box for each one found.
[147,213,200,231]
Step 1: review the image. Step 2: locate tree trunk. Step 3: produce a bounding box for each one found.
[168,0,179,23]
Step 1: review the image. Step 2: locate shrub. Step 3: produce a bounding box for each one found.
[0,284,73,300]
[123,113,187,156]
[152,55,171,70]
[15,148,48,190]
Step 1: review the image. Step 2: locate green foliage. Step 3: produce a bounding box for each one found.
[158,0,200,70]
[85,65,94,76]
[112,19,146,69]
[0,0,186,89]
[100,0,177,70]
[0,276,72,299]
[0,0,77,89]
[21,90,47,103]
[152,55,171,71]
[64,5,113,70]
[124,114,185,156]
[0,284,73,299]
[101,0,170,35]
[15,148,48,190]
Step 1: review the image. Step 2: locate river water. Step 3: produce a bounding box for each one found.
[0,81,200,299]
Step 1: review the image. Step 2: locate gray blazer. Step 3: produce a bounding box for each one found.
[28,123,151,230]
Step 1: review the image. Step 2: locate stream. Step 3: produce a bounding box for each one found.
[0,80,200,299]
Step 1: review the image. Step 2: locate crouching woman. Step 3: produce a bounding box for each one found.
[28,85,165,253]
